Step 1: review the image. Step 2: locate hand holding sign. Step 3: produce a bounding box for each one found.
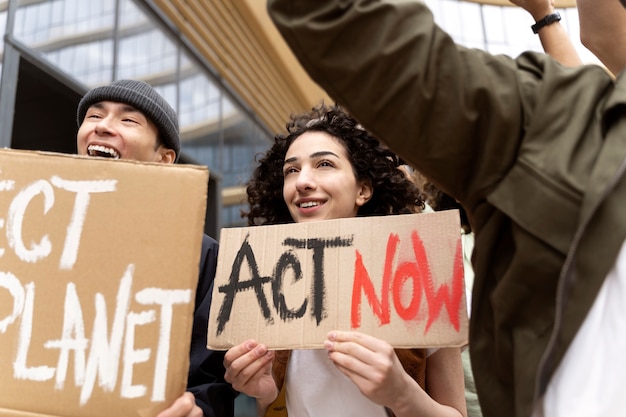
[223,340,278,409]
[324,330,412,408]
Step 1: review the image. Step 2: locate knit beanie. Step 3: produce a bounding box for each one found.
[77,79,180,160]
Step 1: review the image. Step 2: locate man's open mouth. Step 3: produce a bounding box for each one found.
[87,144,120,159]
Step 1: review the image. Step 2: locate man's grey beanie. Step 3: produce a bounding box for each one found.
[77,79,180,159]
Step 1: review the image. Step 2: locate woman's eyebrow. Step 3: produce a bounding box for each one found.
[284,150,339,165]
[310,151,339,159]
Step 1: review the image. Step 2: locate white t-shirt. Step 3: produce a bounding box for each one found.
[285,349,438,417]
[532,239,626,416]
[285,349,388,417]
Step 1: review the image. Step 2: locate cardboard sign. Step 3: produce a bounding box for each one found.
[0,149,208,417]
[208,211,468,350]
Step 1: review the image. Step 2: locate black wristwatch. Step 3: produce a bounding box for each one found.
[531,12,561,34]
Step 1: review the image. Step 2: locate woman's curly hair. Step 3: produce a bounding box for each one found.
[244,103,424,226]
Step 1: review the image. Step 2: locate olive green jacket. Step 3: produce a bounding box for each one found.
[267,1,626,417]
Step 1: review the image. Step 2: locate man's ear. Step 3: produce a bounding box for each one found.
[356,180,373,206]
[157,147,176,164]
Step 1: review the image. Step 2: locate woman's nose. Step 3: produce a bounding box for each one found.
[295,167,316,191]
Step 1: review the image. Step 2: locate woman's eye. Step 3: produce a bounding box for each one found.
[284,166,298,176]
[318,160,334,168]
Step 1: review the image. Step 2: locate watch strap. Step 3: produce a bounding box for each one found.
[531,12,562,34]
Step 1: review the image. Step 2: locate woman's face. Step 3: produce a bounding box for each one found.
[282,131,372,223]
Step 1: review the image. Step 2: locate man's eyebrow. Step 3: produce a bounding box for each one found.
[89,102,106,110]
[119,104,141,113]
[284,150,340,165]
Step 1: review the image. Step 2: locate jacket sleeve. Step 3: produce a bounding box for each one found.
[187,234,237,417]
[267,0,543,218]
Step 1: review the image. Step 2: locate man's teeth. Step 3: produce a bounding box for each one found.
[300,201,320,208]
[87,145,120,159]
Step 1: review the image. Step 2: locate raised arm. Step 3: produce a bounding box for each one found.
[509,0,582,66]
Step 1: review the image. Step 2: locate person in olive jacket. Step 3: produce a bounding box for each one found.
[266,1,626,417]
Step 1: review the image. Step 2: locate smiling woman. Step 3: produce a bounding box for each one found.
[281,131,373,223]
[223,103,468,417]
[244,103,425,227]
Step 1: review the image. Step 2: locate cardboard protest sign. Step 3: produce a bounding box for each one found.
[208,211,468,350]
[0,149,208,417]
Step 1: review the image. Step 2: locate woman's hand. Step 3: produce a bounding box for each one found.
[224,339,278,414]
[508,0,554,20]
[324,331,466,417]
[324,331,413,409]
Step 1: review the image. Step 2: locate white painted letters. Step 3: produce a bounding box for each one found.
[7,180,54,264]
[0,272,25,333]
[0,168,194,409]
[50,176,117,270]
[0,266,191,405]
[44,282,88,389]
[13,282,55,381]
[136,288,192,401]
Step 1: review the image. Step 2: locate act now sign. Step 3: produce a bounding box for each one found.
[208,211,468,349]
[0,149,208,417]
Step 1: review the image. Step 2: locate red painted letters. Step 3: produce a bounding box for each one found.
[351,230,464,332]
